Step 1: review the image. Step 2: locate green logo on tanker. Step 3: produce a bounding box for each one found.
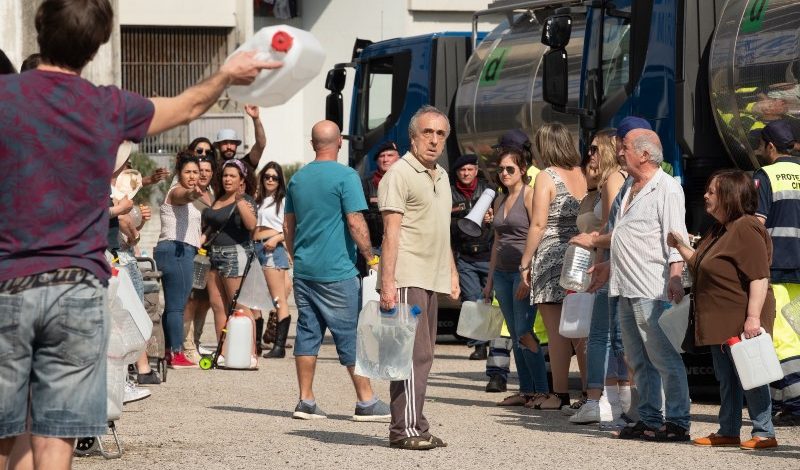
[741,0,769,33]
[480,47,508,86]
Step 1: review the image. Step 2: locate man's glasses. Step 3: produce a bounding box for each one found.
[263,174,280,182]
[497,165,517,175]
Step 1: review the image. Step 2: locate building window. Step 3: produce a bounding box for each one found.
[121,26,234,154]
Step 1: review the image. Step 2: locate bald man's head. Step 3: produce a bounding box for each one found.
[311,120,342,152]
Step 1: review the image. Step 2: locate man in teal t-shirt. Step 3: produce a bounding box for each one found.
[283,120,391,422]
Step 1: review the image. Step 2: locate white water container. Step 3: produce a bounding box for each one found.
[559,292,595,338]
[457,300,504,341]
[726,328,784,390]
[355,301,420,381]
[222,310,254,369]
[559,245,594,292]
[361,271,380,308]
[226,25,326,107]
[658,296,691,353]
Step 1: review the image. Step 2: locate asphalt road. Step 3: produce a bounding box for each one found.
[74,317,800,470]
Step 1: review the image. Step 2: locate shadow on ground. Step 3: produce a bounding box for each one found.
[285,430,387,447]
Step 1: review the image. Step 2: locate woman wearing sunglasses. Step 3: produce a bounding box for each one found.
[569,129,631,426]
[203,159,258,367]
[188,137,220,195]
[484,149,550,408]
[254,162,292,358]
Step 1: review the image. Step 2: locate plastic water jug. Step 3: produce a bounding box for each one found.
[107,268,151,362]
[559,245,594,292]
[236,261,273,311]
[222,310,254,369]
[226,25,326,107]
[192,248,210,289]
[355,301,420,381]
[457,300,504,341]
[658,296,691,353]
[559,292,595,338]
[726,328,784,390]
[361,271,380,308]
[782,295,800,335]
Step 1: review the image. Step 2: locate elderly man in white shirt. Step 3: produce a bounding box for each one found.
[591,128,691,442]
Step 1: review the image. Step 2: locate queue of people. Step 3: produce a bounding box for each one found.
[1,2,798,466]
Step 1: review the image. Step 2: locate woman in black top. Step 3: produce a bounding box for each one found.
[203,160,257,357]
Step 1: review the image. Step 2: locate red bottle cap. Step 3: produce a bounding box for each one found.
[725,336,741,347]
[271,31,293,53]
[111,267,119,276]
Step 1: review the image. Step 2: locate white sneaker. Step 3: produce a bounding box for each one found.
[123,381,152,404]
[198,345,216,355]
[569,400,600,424]
[599,394,613,422]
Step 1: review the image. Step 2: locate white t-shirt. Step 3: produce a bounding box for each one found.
[257,195,284,231]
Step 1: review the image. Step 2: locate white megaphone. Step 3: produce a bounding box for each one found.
[457,188,496,237]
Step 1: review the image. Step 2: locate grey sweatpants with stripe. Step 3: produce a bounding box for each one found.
[390,287,438,442]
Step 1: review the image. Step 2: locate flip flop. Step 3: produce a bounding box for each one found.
[390,436,436,450]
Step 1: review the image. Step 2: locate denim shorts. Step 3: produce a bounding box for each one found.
[210,243,254,278]
[0,271,109,438]
[255,242,290,270]
[293,276,360,366]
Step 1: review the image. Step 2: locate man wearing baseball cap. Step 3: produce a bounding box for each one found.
[214,104,266,180]
[753,119,800,427]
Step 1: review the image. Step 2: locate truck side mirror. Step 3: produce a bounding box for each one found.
[325,68,346,93]
[541,15,572,49]
[542,49,569,108]
[326,92,343,130]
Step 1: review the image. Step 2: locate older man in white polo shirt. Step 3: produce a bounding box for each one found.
[595,128,691,442]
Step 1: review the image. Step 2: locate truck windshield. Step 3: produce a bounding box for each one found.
[601,15,631,99]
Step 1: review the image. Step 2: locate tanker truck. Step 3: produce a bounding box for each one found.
[323,0,800,392]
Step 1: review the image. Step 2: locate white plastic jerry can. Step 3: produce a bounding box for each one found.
[223,310,254,369]
[226,25,326,107]
[726,328,784,390]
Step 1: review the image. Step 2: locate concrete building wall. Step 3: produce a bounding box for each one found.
[2,0,501,168]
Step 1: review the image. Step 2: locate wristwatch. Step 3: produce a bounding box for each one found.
[367,255,380,267]
[518,265,531,273]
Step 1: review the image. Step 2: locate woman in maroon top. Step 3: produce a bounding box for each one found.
[668,169,777,450]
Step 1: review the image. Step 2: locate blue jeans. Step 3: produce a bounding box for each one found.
[493,270,549,394]
[293,276,360,366]
[711,344,775,438]
[618,297,690,430]
[118,248,143,300]
[457,257,490,346]
[155,240,197,352]
[586,291,628,389]
[0,274,108,438]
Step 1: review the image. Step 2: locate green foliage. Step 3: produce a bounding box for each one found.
[282,162,303,183]
[129,152,171,205]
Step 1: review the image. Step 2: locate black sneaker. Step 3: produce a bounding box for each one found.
[137,370,162,385]
[293,401,327,420]
[485,375,507,393]
[773,411,800,427]
[469,344,488,360]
